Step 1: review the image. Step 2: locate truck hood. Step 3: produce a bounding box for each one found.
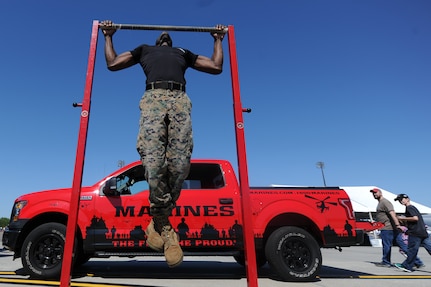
[16,186,95,202]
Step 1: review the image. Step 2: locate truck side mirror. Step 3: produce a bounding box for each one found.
[103,177,119,196]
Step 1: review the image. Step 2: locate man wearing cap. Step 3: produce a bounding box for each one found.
[370,188,402,267]
[393,194,431,272]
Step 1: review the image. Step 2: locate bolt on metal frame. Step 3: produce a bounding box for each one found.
[60,20,257,287]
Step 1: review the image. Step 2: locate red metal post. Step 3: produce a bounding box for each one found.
[59,20,99,287]
[59,21,254,287]
[227,25,259,287]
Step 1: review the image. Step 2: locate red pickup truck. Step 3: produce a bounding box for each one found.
[2,159,367,281]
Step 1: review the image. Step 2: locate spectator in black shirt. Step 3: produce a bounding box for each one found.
[393,194,431,272]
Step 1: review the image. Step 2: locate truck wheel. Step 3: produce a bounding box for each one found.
[21,223,68,279]
[265,226,322,281]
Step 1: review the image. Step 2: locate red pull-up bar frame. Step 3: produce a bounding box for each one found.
[102,22,229,33]
[60,20,257,287]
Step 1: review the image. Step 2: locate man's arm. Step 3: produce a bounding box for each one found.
[101,20,136,71]
[389,210,402,229]
[193,25,225,75]
[397,205,421,225]
[397,214,419,224]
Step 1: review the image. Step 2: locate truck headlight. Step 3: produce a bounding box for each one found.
[12,200,27,222]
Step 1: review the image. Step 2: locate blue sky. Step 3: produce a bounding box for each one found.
[1,0,430,219]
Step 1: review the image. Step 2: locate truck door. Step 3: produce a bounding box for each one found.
[171,162,243,251]
[88,165,151,251]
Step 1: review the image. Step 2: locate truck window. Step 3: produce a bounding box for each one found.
[114,163,225,195]
[186,163,225,189]
[115,165,148,195]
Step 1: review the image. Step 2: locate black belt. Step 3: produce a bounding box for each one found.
[146,81,185,92]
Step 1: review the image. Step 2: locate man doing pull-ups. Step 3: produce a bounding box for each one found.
[100,20,225,268]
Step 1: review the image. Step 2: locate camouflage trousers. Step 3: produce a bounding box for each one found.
[136,89,193,217]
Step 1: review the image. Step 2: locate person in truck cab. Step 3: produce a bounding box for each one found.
[100,20,225,268]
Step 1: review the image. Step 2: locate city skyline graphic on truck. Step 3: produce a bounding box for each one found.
[84,215,247,249]
[82,207,355,250]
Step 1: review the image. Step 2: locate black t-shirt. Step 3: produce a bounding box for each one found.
[130,44,198,84]
[405,205,428,238]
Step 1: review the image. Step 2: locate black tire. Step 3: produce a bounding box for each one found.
[233,250,267,268]
[21,223,67,279]
[265,226,322,281]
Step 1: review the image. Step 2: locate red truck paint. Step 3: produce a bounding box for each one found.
[2,159,370,281]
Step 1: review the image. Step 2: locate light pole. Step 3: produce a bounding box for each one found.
[316,161,327,187]
[118,160,125,168]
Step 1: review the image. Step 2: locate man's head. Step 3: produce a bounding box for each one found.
[155,31,173,47]
[394,193,410,205]
[370,188,382,200]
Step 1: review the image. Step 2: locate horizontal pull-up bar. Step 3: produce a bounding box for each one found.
[99,22,228,33]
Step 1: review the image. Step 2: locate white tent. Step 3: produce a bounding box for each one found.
[340,186,431,247]
[341,186,431,214]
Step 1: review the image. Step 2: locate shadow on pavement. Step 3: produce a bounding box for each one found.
[319,265,373,278]
[10,260,383,282]
[73,260,270,280]
[72,259,370,281]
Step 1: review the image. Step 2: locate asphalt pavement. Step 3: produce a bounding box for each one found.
[1,230,431,287]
